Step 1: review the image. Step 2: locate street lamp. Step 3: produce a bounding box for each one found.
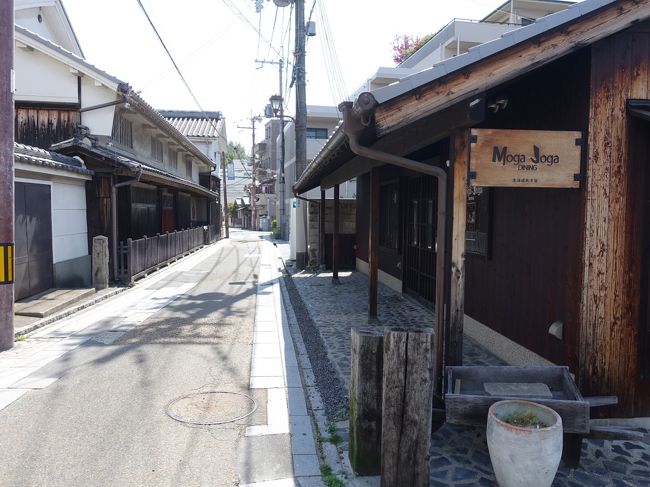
[269,95,283,117]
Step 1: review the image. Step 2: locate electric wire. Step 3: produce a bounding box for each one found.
[134,0,227,148]
[265,6,279,58]
[315,0,348,107]
[221,0,282,57]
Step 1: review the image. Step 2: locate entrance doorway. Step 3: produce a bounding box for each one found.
[403,175,437,308]
[15,182,53,300]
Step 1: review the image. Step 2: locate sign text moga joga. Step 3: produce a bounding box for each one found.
[469,129,583,188]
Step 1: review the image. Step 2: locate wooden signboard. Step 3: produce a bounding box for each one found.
[469,129,582,188]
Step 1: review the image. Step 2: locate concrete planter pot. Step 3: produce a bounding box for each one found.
[487,399,563,487]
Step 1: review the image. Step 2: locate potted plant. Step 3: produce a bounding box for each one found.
[486,399,563,487]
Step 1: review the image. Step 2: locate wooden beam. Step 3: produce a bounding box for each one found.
[375,0,650,137]
[369,169,379,320]
[446,129,470,367]
[320,189,326,268]
[321,155,382,189]
[374,96,485,157]
[332,184,340,284]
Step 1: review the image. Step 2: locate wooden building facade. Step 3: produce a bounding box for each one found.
[294,0,650,416]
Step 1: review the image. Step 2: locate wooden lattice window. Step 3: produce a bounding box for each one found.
[379,181,400,251]
[111,116,133,148]
[151,137,163,163]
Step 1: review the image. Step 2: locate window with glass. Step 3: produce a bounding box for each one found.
[306,127,328,139]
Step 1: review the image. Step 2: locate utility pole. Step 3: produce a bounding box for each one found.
[0,0,14,351]
[294,0,307,179]
[257,57,286,239]
[221,151,229,239]
[239,116,262,230]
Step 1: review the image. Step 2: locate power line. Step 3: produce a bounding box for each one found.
[266,6,279,58]
[134,0,227,145]
[221,0,282,57]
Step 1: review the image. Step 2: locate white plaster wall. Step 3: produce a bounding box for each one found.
[52,179,88,264]
[80,78,117,136]
[14,45,77,104]
[16,9,59,45]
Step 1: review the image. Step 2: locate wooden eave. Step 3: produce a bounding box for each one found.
[374,0,650,138]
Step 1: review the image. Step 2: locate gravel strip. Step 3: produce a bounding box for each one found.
[282,274,348,421]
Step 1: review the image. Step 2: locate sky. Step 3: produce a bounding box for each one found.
[62,0,506,151]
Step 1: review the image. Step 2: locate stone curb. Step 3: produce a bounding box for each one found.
[14,286,127,338]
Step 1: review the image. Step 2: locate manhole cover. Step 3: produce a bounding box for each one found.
[165,391,257,425]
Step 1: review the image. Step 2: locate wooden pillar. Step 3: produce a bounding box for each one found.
[381,328,434,487]
[320,189,326,268]
[369,169,380,320]
[349,327,384,475]
[446,129,470,367]
[579,33,650,416]
[332,184,340,284]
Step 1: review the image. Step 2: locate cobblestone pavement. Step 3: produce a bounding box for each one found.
[290,270,650,487]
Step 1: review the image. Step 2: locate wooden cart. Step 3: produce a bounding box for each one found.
[444,366,642,467]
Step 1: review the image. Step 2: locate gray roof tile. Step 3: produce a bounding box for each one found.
[14,143,93,176]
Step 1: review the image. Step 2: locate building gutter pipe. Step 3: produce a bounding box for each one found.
[340,95,447,399]
[111,164,142,282]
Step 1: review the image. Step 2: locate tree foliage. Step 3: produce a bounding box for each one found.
[392,33,433,65]
[224,141,247,165]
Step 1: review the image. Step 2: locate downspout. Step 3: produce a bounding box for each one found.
[111,164,143,282]
[339,95,448,399]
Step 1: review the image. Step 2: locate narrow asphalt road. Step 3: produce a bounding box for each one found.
[0,230,291,487]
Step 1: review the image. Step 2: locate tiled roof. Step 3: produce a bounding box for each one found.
[159,110,223,138]
[14,143,94,176]
[52,140,217,198]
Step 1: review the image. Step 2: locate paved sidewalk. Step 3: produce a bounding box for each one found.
[288,270,650,487]
[240,238,323,487]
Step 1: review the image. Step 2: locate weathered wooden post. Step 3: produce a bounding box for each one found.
[349,327,384,475]
[92,236,109,290]
[126,238,133,285]
[381,328,435,487]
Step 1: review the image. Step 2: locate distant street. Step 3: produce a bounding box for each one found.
[0,230,303,487]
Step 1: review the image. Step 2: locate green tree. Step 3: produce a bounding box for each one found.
[224,141,247,165]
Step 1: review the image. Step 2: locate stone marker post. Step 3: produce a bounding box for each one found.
[349,327,384,475]
[92,236,109,290]
[381,327,435,487]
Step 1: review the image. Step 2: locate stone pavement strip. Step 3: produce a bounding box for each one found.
[288,269,650,487]
[240,239,323,487]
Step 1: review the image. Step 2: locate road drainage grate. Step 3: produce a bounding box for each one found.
[165,390,258,425]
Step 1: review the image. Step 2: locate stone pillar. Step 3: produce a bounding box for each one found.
[93,236,109,290]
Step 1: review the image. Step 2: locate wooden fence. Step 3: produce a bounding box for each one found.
[118,224,219,283]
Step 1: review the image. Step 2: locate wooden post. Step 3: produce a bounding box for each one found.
[381,328,435,487]
[447,129,469,367]
[369,169,380,320]
[332,184,340,284]
[349,327,384,475]
[320,189,326,268]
